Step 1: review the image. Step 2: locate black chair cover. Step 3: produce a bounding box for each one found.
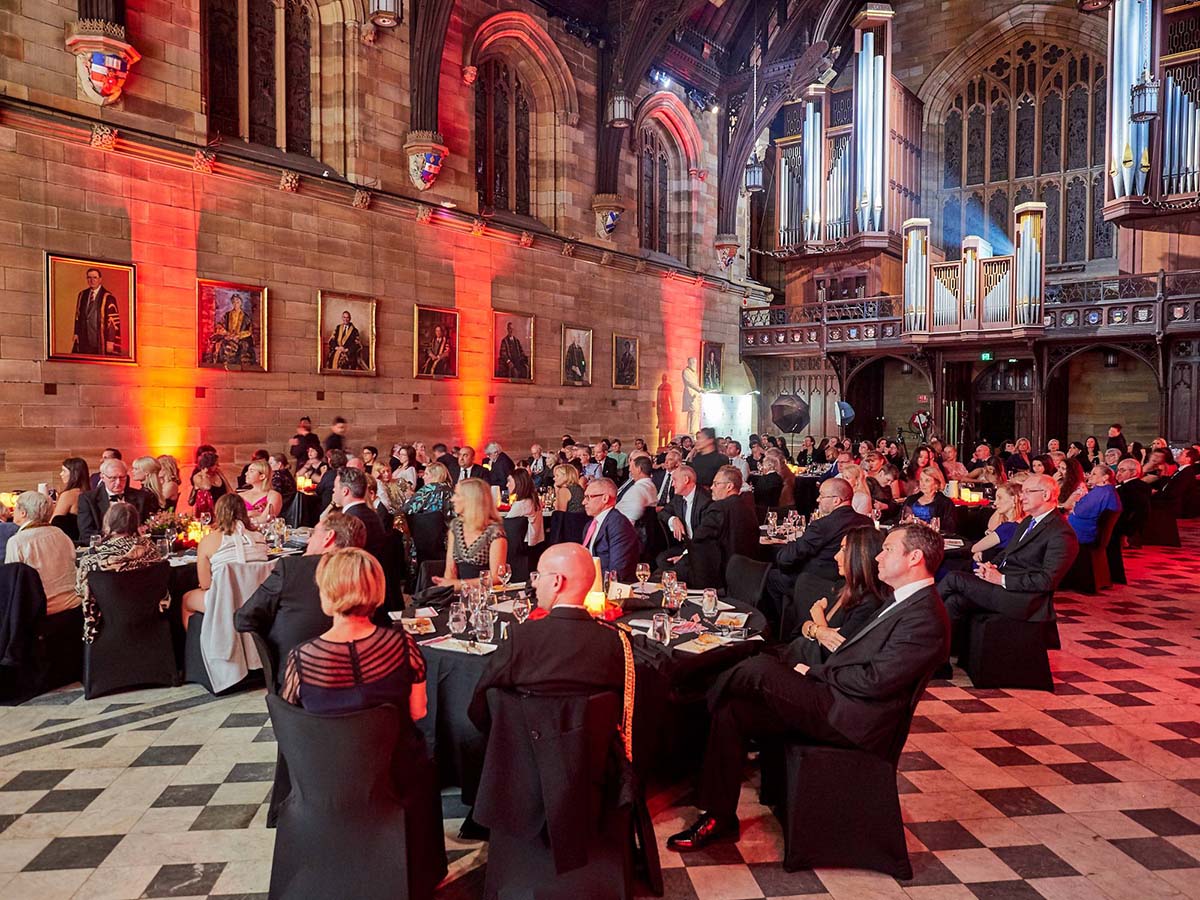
[548,511,589,546]
[962,614,1054,691]
[502,517,530,583]
[266,695,447,900]
[724,555,771,608]
[1062,509,1120,594]
[1106,525,1127,585]
[83,562,176,699]
[50,514,79,543]
[283,493,320,528]
[1142,494,1181,547]
[183,613,261,695]
[0,562,47,705]
[407,512,448,564]
[637,508,667,565]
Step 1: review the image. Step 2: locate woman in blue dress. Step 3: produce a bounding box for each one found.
[971,482,1024,564]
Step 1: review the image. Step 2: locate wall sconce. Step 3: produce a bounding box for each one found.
[1103,350,1119,368]
[900,362,913,375]
[370,1,400,27]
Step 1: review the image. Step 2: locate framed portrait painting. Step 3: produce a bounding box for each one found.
[612,334,639,389]
[561,325,592,387]
[197,279,268,372]
[700,340,723,392]
[414,305,459,379]
[317,292,377,376]
[492,310,534,382]
[45,253,136,364]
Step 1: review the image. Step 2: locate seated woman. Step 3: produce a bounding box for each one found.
[403,461,453,517]
[434,478,508,588]
[268,453,296,505]
[505,469,545,546]
[752,453,784,508]
[971,483,1024,564]
[903,445,941,495]
[76,502,163,643]
[374,464,408,516]
[765,448,796,509]
[189,450,228,519]
[1029,455,1052,477]
[156,455,183,512]
[1057,457,1088,512]
[280,547,446,900]
[241,459,283,526]
[966,455,1007,486]
[838,463,874,516]
[902,467,957,532]
[941,446,970,482]
[789,526,886,667]
[51,456,90,540]
[552,464,586,513]
[181,493,268,629]
[132,456,171,515]
[392,445,419,490]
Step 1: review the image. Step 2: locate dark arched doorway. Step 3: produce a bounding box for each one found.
[973,360,1034,447]
[843,356,932,442]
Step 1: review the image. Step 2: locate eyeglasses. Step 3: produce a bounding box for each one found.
[583,493,606,501]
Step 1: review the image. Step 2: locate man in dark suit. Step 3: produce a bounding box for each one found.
[668,524,950,851]
[762,478,872,633]
[315,449,347,513]
[288,416,322,469]
[1115,458,1152,546]
[651,449,682,506]
[689,427,726,490]
[456,446,484,483]
[78,458,158,544]
[484,442,515,489]
[581,478,640,582]
[666,466,758,589]
[89,448,121,491]
[594,444,619,481]
[1105,424,1128,456]
[333,467,387,563]
[72,267,121,356]
[323,416,347,454]
[1159,447,1200,516]
[234,512,366,688]
[937,474,1078,667]
[655,465,710,571]
[432,443,460,482]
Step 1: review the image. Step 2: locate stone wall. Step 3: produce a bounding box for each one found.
[1065,350,1160,445]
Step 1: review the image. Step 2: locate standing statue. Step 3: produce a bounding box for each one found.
[681,356,701,436]
[656,373,675,449]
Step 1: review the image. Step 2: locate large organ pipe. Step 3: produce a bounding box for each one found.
[873,50,885,231]
[902,218,930,332]
[1109,0,1153,199]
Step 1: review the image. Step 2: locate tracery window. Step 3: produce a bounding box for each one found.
[937,39,1112,265]
[474,59,532,216]
[202,0,313,156]
[639,127,671,254]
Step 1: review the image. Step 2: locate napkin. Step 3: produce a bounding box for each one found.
[418,635,498,655]
[490,598,517,614]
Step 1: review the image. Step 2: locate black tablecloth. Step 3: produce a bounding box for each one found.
[284,492,321,528]
[416,594,767,802]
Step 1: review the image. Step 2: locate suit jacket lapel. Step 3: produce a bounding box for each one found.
[834,587,929,654]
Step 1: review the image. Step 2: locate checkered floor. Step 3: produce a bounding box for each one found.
[2,536,1199,899]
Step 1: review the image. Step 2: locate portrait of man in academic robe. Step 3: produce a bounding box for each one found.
[493,311,533,382]
[561,325,592,386]
[46,254,137,365]
[318,293,376,376]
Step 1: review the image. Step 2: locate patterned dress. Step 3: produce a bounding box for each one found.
[76,536,163,642]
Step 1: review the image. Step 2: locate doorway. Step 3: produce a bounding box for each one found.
[978,401,1015,448]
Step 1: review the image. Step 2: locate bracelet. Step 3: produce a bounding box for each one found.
[802,621,817,640]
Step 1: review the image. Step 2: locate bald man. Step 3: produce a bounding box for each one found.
[468,543,625,732]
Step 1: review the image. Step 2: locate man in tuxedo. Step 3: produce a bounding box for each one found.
[581,478,640,581]
[655,465,710,571]
[89,447,121,491]
[78,458,158,544]
[1159,447,1200,515]
[668,466,758,589]
[72,267,121,356]
[432,443,460,482]
[235,512,366,688]
[937,474,1078,667]
[456,446,483,482]
[668,524,950,851]
[315,449,347,513]
[762,478,872,633]
[484,442,514,489]
[652,449,682,505]
[1115,458,1152,546]
[594,444,619,481]
[333,467,387,563]
[528,443,552,489]
[323,416,347,454]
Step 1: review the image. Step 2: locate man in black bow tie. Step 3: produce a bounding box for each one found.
[77,458,157,544]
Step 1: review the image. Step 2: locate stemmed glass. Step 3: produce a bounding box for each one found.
[198,512,212,528]
[766,510,778,536]
[661,570,677,596]
[473,608,495,644]
[661,584,681,621]
[495,563,512,589]
[635,563,650,594]
[512,593,531,625]
[448,602,468,639]
[701,588,719,624]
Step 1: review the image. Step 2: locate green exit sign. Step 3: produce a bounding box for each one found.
[980,351,993,362]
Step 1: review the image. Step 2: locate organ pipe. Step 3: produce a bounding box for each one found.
[1109,0,1154,199]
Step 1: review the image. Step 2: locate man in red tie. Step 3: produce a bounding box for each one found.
[581,478,640,582]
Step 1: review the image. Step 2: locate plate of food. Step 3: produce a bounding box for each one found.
[715,612,749,628]
[399,617,436,635]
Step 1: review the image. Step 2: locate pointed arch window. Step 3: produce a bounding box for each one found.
[202,0,313,155]
[935,41,1111,263]
[474,59,532,216]
[639,127,670,254]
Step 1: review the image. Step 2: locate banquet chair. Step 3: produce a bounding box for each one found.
[502,517,530,583]
[724,555,770,609]
[184,560,274,694]
[406,512,448,565]
[637,508,667,565]
[764,670,935,879]
[50,513,79,543]
[1141,493,1181,547]
[474,689,655,900]
[266,695,446,900]
[960,613,1054,691]
[548,511,589,546]
[0,562,48,705]
[83,562,176,699]
[1106,525,1127,585]
[1061,509,1120,595]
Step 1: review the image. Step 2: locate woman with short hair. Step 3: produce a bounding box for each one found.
[268,453,296,504]
[76,502,163,642]
[552,464,585,513]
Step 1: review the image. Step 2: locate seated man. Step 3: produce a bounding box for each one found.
[468,542,624,731]
[581,477,640,581]
[655,465,709,571]
[5,491,82,616]
[235,511,366,689]
[762,478,872,633]
[1115,458,1151,546]
[664,466,758,589]
[78,458,158,545]
[937,474,1078,668]
[668,524,949,851]
[1160,446,1200,515]
[333,467,387,563]
[1068,465,1122,545]
[614,456,659,526]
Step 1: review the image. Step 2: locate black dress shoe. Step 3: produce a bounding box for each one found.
[666,814,739,852]
[457,813,489,841]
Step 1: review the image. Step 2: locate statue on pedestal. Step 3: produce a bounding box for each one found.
[656,373,675,449]
[681,357,701,436]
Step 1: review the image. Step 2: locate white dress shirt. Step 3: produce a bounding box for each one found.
[873,576,935,622]
[586,507,611,552]
[6,523,81,615]
[615,478,658,524]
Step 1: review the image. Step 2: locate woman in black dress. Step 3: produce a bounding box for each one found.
[282,548,447,899]
[789,526,887,667]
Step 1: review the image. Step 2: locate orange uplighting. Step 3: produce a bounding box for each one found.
[659,274,705,436]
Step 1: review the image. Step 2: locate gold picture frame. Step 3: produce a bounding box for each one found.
[700,339,723,392]
[197,278,269,372]
[317,292,377,376]
[561,324,593,387]
[492,310,534,383]
[612,333,639,389]
[414,305,459,378]
[45,253,137,365]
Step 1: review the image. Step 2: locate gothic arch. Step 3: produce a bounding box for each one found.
[842,354,932,395]
[634,91,704,177]
[1045,343,1162,390]
[463,12,580,126]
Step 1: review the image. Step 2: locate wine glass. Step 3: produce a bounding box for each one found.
[661,570,677,595]
[930,516,941,534]
[448,602,468,638]
[473,608,495,643]
[766,510,778,534]
[661,585,680,620]
[495,563,512,589]
[199,512,212,528]
[674,582,687,616]
[512,593,531,624]
[635,563,650,594]
[701,588,719,624]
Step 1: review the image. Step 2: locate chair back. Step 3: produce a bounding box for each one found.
[83,562,176,699]
[406,511,448,562]
[724,555,771,608]
[50,514,79,543]
[251,631,279,694]
[637,508,667,564]
[548,511,590,546]
[502,517,530,582]
[882,669,937,767]
[200,560,275,693]
[1093,508,1120,549]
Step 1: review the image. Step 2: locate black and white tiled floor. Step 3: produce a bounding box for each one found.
[2,536,1200,898]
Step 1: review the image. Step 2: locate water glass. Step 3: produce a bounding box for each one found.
[604,569,618,596]
[473,608,495,643]
[448,603,468,637]
[930,516,941,534]
[701,589,719,622]
[89,534,102,550]
[512,593,531,624]
[649,612,671,645]
[156,536,173,558]
[661,570,677,594]
[635,563,650,593]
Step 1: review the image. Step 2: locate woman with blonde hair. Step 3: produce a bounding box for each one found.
[240,459,283,525]
[434,478,508,588]
[155,455,182,511]
[552,463,585,513]
[901,466,956,532]
[403,461,453,517]
[130,456,166,510]
[765,448,795,508]
[972,482,1024,563]
[181,493,268,628]
[281,547,447,899]
[837,463,874,516]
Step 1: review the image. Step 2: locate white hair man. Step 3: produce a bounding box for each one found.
[5,491,82,615]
